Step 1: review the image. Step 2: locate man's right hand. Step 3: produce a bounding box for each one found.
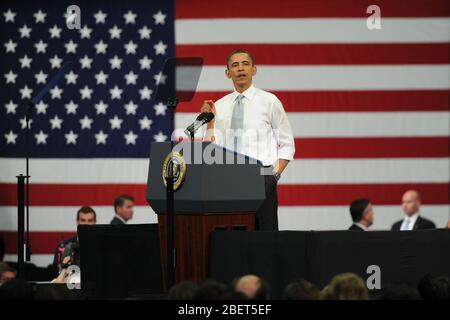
[201,100,216,116]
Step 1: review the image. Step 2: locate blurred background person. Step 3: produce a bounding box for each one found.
[418,273,450,300]
[110,194,135,225]
[321,273,369,300]
[0,262,16,285]
[283,279,320,300]
[53,206,96,268]
[391,190,436,231]
[233,274,270,300]
[348,198,374,231]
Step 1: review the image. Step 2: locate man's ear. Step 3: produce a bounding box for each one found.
[225,68,231,79]
[252,65,257,76]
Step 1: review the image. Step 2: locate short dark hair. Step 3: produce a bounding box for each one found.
[418,273,450,300]
[114,194,135,213]
[167,281,198,300]
[283,279,320,300]
[350,198,371,223]
[226,49,254,69]
[76,206,96,221]
[194,279,228,300]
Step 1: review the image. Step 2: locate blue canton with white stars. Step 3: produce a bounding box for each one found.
[1,0,174,158]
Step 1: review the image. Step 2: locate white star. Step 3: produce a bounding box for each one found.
[95,130,108,144]
[48,25,62,38]
[65,131,78,144]
[124,71,138,85]
[65,100,78,114]
[50,85,63,99]
[109,115,123,130]
[5,100,17,114]
[154,71,167,85]
[19,85,33,99]
[80,85,93,99]
[124,131,138,145]
[124,100,138,115]
[64,40,78,54]
[124,40,138,55]
[49,54,63,69]
[154,102,167,116]
[4,39,17,53]
[79,25,92,39]
[109,85,123,100]
[139,86,152,100]
[5,130,18,144]
[34,130,48,144]
[4,70,17,84]
[138,56,152,70]
[19,55,32,68]
[34,70,47,84]
[93,10,107,24]
[123,10,137,24]
[19,25,32,38]
[108,25,122,39]
[20,117,33,129]
[139,116,152,130]
[153,11,166,25]
[35,101,48,114]
[49,115,63,129]
[109,55,122,69]
[34,39,47,54]
[79,55,93,69]
[138,25,152,40]
[94,40,108,54]
[95,100,108,114]
[79,115,93,129]
[3,9,16,23]
[154,131,167,142]
[34,10,47,23]
[65,71,78,85]
[154,41,167,55]
[94,70,108,85]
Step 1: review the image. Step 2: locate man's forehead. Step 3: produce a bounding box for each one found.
[230,53,251,63]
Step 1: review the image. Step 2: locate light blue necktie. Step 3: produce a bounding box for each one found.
[230,94,244,153]
[401,218,411,231]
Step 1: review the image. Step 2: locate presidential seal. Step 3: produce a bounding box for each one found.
[162,151,186,191]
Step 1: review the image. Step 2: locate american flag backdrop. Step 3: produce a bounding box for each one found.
[1,0,450,266]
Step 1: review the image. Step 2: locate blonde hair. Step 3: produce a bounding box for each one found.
[321,273,369,300]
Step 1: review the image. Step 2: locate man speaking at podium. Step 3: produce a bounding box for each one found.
[202,49,295,231]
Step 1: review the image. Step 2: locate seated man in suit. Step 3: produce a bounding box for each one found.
[53,206,96,267]
[110,194,134,225]
[348,198,374,231]
[391,190,436,231]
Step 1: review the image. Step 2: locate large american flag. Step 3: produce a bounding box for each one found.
[1,0,449,266]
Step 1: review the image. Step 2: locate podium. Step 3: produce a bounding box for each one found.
[146,141,266,288]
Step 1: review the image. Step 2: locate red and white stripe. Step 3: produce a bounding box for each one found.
[1,0,449,266]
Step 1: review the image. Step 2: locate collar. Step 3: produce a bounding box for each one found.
[404,211,419,224]
[354,222,369,231]
[114,214,127,224]
[231,84,257,102]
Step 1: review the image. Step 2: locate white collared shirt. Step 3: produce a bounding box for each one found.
[114,214,127,224]
[354,222,369,231]
[400,212,419,231]
[209,84,295,166]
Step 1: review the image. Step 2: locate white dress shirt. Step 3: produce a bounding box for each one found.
[400,212,419,231]
[209,85,295,166]
[354,222,369,231]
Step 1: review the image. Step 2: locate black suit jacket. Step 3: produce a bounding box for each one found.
[391,216,436,231]
[110,216,126,225]
[348,224,366,231]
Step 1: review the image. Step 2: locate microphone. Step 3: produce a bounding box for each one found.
[184,112,215,138]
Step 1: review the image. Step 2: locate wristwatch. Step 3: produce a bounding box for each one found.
[273,172,281,182]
